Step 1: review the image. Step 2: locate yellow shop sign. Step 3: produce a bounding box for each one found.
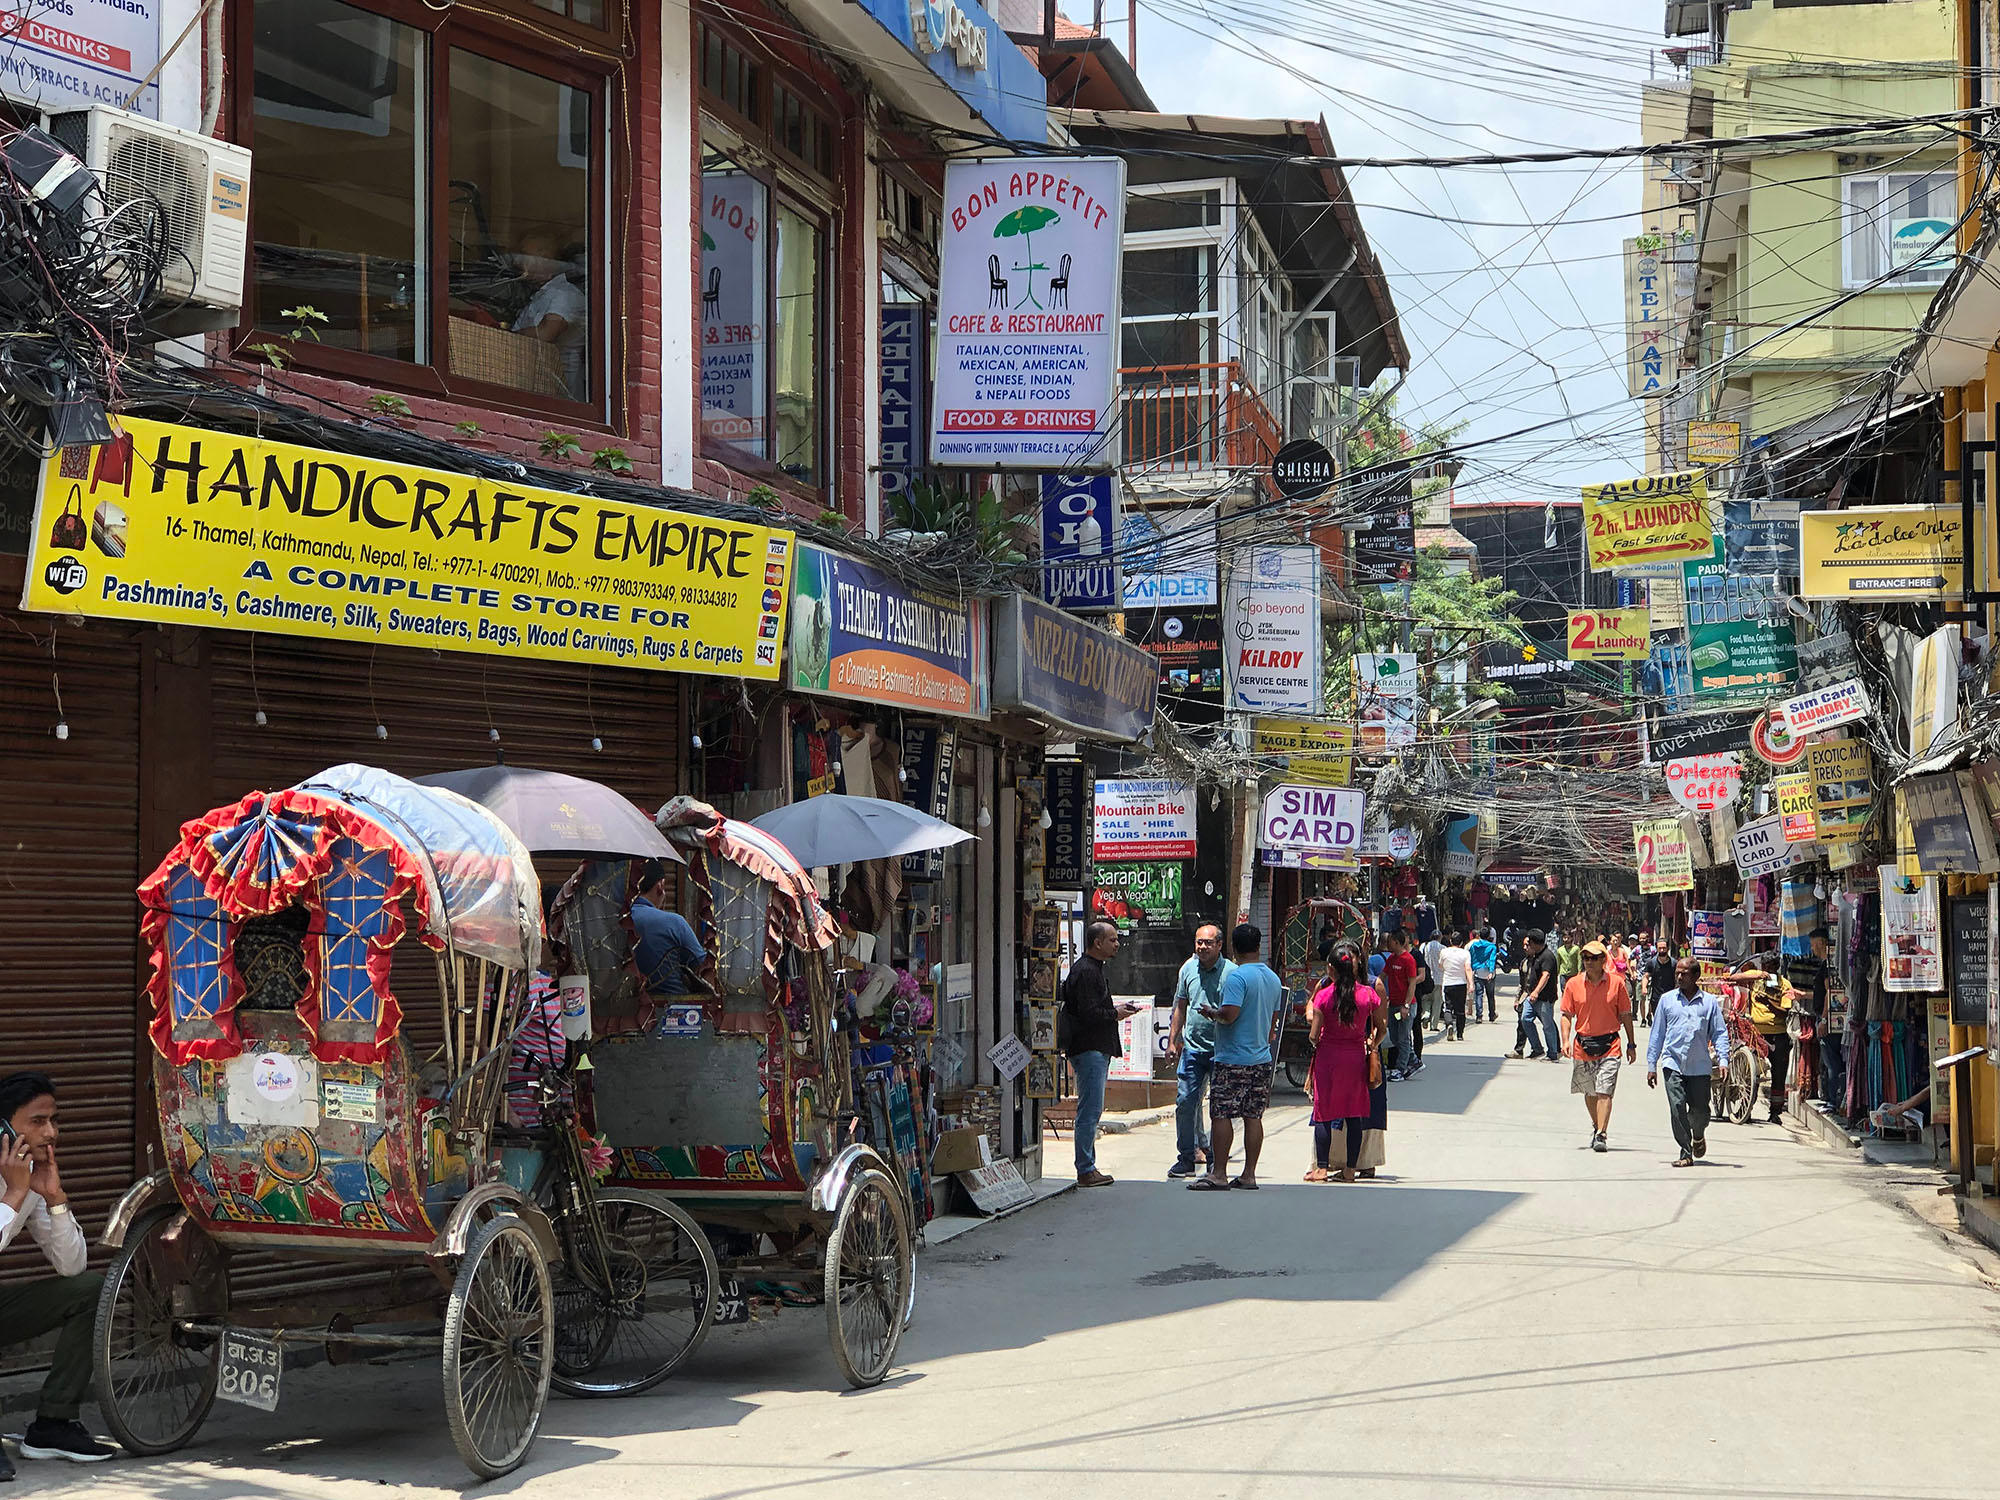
[1579,470,1712,571]
[1798,505,1963,600]
[21,418,794,677]
[1252,718,1353,786]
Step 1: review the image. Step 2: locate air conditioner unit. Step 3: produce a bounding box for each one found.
[47,106,252,330]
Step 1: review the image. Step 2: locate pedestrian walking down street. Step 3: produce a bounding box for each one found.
[1165,924,1232,1179]
[1726,962,1796,1124]
[1468,927,1498,1023]
[1560,940,1638,1152]
[1421,930,1445,1043]
[1646,958,1731,1167]
[1059,921,1145,1187]
[1380,929,1421,1078]
[1510,929,1562,1061]
[1645,940,1681,1029]
[1189,924,1282,1192]
[1437,929,1472,1040]
[1305,945,1387,1184]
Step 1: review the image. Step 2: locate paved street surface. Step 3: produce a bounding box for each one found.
[24,999,2000,1498]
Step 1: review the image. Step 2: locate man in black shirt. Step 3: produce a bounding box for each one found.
[1509,930,1562,1061]
[1060,920,1144,1187]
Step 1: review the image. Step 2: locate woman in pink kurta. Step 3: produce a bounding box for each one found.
[1306,945,1386,1183]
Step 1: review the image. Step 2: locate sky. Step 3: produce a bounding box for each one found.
[1108,0,1663,505]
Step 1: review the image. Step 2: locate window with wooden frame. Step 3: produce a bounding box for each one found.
[697,19,836,491]
[237,0,620,420]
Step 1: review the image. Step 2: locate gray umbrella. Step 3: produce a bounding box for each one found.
[414,766,683,862]
[749,793,974,868]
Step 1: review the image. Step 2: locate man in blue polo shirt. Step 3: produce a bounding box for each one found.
[1189,923,1281,1192]
[1165,924,1232,1179]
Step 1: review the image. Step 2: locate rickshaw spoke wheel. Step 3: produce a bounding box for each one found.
[443,1215,552,1480]
[550,1192,718,1398]
[824,1168,912,1389]
[93,1208,226,1455]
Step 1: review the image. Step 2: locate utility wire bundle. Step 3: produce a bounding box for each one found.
[0,124,175,455]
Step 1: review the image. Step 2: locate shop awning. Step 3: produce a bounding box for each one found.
[1895,216,2000,396]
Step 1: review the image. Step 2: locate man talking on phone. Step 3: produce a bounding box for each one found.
[1060,922,1145,1187]
[0,1071,114,1471]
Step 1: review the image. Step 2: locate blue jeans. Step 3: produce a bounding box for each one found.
[1387,1006,1414,1073]
[1071,1049,1110,1174]
[1531,999,1560,1058]
[1472,974,1496,1021]
[1173,1050,1213,1168]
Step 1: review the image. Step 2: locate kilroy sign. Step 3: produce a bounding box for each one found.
[1778,677,1870,737]
[1260,783,1366,857]
[1664,752,1741,812]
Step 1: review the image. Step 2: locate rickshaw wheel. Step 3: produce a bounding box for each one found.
[1283,1057,1310,1091]
[93,1207,226,1455]
[823,1168,912,1389]
[550,1192,719,1398]
[442,1213,553,1479]
[1725,1049,1762,1125]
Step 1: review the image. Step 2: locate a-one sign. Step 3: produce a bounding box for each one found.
[1731,814,1797,877]
[1579,470,1713,571]
[1664,753,1741,811]
[1260,784,1366,857]
[931,157,1127,469]
[1774,771,1818,843]
[1799,506,1963,599]
[1779,677,1870,736]
[1224,545,1320,713]
[0,1,163,117]
[1039,473,1116,610]
[1092,778,1196,861]
[1270,438,1336,502]
[1567,607,1651,661]
[1634,816,1693,893]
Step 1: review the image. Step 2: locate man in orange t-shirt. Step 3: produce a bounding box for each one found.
[1559,940,1637,1153]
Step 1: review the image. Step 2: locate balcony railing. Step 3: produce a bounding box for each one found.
[1117,361,1283,485]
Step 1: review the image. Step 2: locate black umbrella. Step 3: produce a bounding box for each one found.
[414,766,683,862]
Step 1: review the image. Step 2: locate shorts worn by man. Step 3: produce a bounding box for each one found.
[0,1072,115,1474]
[1559,942,1637,1154]
[1190,924,1281,1192]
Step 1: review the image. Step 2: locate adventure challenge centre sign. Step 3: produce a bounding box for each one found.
[22,419,794,677]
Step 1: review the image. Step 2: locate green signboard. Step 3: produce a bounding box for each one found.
[1090,863,1185,928]
[1683,542,1795,706]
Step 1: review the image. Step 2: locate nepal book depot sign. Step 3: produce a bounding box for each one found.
[930,158,1127,469]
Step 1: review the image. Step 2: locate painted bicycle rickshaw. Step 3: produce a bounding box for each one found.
[1274,898,1370,1089]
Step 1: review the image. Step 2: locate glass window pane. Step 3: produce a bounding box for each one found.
[253,0,424,363]
[1126,189,1221,232]
[701,146,769,457]
[446,50,595,403]
[774,203,823,484]
[1846,177,1881,284]
[1122,246,1213,318]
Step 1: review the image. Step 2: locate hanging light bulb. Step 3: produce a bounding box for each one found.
[977,805,992,828]
[488,727,500,743]
[376,723,388,740]
[53,721,68,742]
[897,765,908,783]
[1039,808,1053,830]
[590,736,603,752]
[1203,881,1216,896]
[690,732,704,752]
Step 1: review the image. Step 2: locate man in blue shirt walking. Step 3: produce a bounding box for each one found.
[1189,924,1281,1192]
[1647,956,1732,1167]
[1165,925,1232,1179]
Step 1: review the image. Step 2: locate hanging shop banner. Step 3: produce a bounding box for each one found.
[1774,772,1817,843]
[24,418,793,678]
[1252,718,1353,787]
[1442,811,1480,878]
[1749,707,1807,767]
[1731,814,1796,878]
[1567,607,1651,662]
[1687,421,1742,466]
[1354,652,1420,750]
[1683,542,1796,706]
[1723,499,1802,575]
[1909,622,1961,759]
[1794,629,1860,693]
[1119,504,1217,608]
[931,156,1127,469]
[1780,877,1821,959]
[899,725,957,880]
[878,304,923,507]
[1778,678,1869,737]
[1039,473,1117,611]
[1690,910,1729,961]
[1260,784,1366,859]
[1358,819,1418,862]
[1634,816,1694,893]
[0,1,163,119]
[1948,895,1990,1027]
[1799,505,1963,599]
[1351,463,1417,587]
[1090,864,1184,928]
[1093,778,1196,862]
[1579,470,1712,571]
[1044,759,1088,887]
[1879,866,1944,992]
[1664,753,1741,812]
[1903,772,1998,875]
[1127,605,1224,700]
[790,544,988,717]
[1482,639,1572,710]
[1624,239,1666,398]
[1225,545,1321,714]
[992,594,1157,743]
[1645,711,1752,766]
[1808,735,1873,841]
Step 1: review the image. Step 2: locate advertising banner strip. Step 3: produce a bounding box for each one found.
[1252,717,1353,786]
[1260,784,1366,857]
[1225,545,1322,714]
[1567,607,1651,661]
[1780,677,1869,737]
[1634,815,1694,893]
[23,418,794,678]
[1580,470,1712,571]
[789,543,989,718]
[1093,778,1196,862]
[1799,506,1964,599]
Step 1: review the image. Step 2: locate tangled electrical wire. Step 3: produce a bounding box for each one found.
[0,124,176,456]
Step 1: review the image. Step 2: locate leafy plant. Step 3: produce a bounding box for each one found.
[453,420,484,440]
[890,478,1026,564]
[367,393,414,418]
[745,484,781,509]
[590,446,634,475]
[247,305,328,370]
[816,507,847,529]
[539,431,584,461]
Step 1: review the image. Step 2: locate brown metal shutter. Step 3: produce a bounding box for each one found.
[0,606,142,1280]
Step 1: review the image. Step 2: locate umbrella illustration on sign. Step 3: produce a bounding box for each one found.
[995,205,1060,308]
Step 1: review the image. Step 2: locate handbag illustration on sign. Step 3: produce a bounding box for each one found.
[49,488,87,551]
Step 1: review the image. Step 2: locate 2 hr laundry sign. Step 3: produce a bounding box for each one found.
[1567,607,1650,661]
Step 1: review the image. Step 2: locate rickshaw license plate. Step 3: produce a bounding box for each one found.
[218,1330,282,1411]
[712,1278,750,1325]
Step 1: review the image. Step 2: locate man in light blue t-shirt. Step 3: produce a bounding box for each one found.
[1165,926,1233,1179]
[1189,924,1281,1192]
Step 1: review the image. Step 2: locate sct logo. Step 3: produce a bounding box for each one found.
[43,557,86,595]
[755,641,777,666]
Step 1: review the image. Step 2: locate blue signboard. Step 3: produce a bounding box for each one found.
[992,594,1157,743]
[1040,473,1117,611]
[788,543,990,719]
[847,0,1047,146]
[879,306,922,513]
